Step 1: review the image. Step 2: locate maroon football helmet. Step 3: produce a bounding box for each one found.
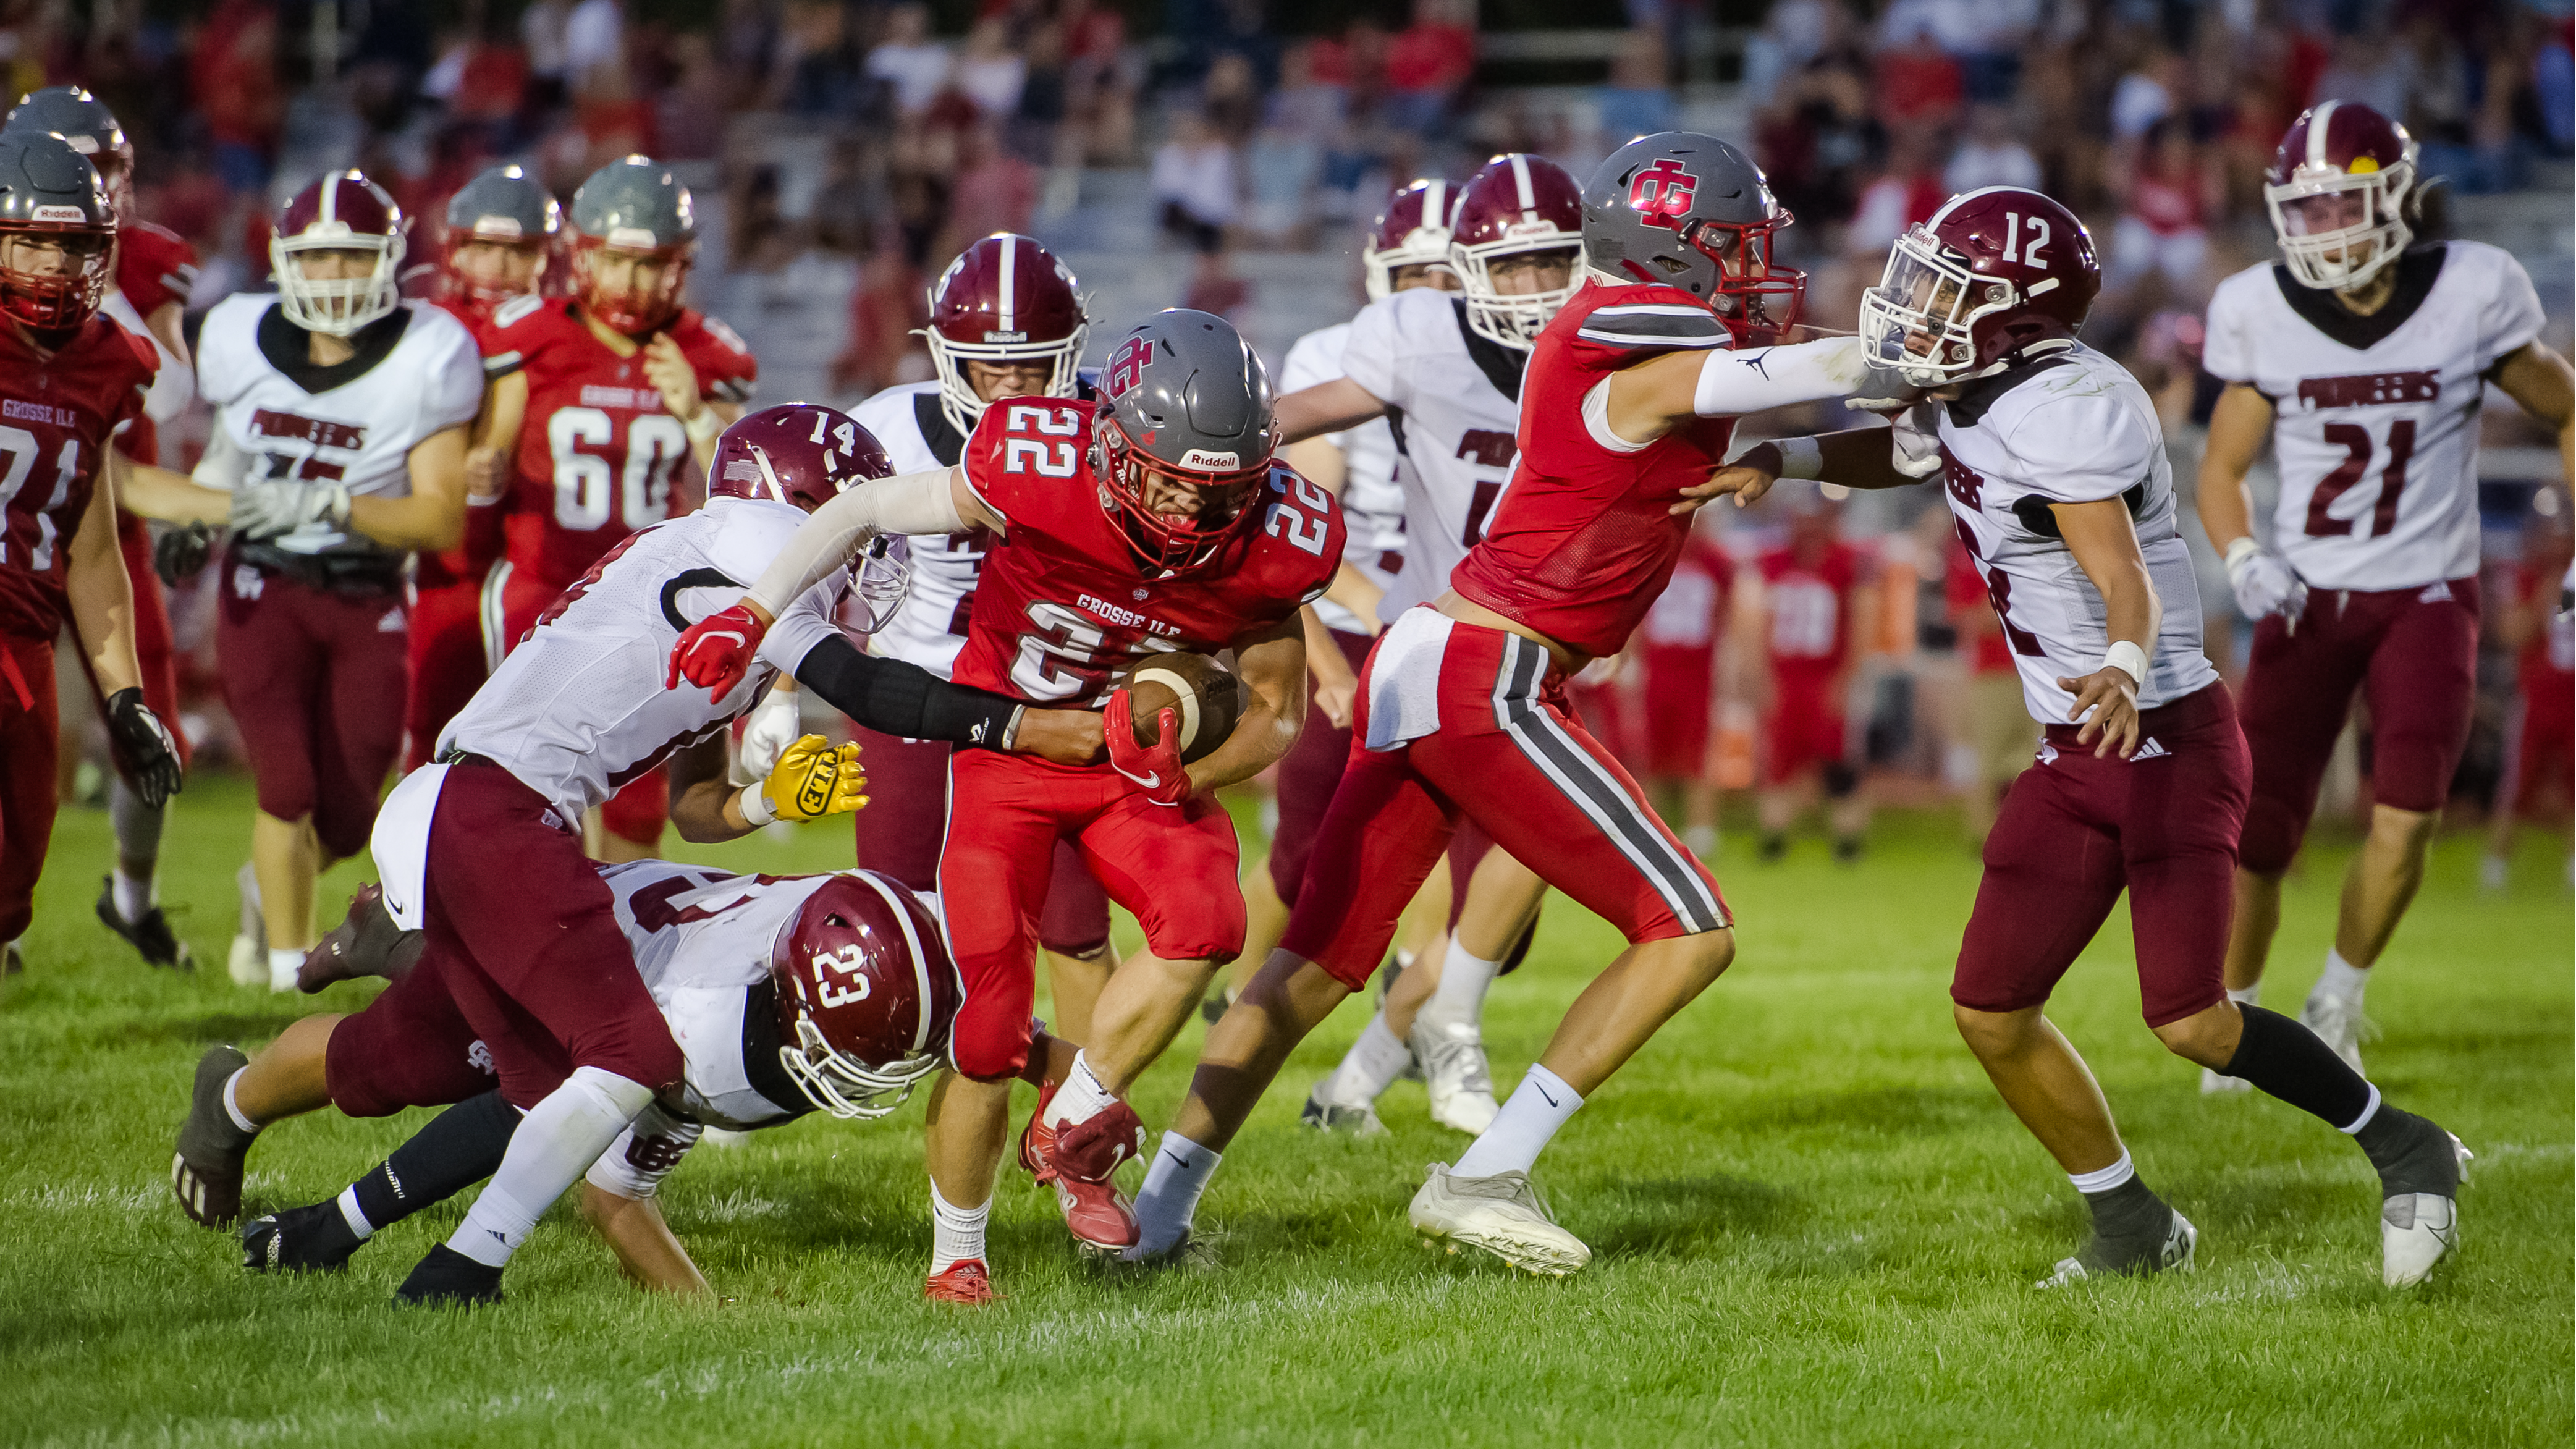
[1362,177,1458,302]
[1448,154,1585,349]
[2263,101,2418,292]
[1859,185,2100,388]
[922,233,1087,438]
[271,170,407,336]
[771,871,961,1120]
[710,403,908,628]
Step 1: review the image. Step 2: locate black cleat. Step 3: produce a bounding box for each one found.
[172,1046,257,1227]
[242,1201,362,1274]
[1832,836,1865,865]
[395,1244,505,1307]
[95,877,193,970]
[1199,985,1232,1025]
[298,884,423,994]
[2038,1201,2198,1288]
[1757,833,1787,863]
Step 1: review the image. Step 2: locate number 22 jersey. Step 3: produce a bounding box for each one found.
[948,399,1343,708]
[2202,240,2543,593]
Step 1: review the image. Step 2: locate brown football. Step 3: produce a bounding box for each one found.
[1116,651,1246,764]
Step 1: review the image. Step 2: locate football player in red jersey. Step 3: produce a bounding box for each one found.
[3,87,204,969]
[1749,489,1878,862]
[406,164,560,774]
[0,132,185,977]
[2195,103,2574,1077]
[2482,508,2574,890]
[476,155,755,861]
[1123,133,1873,1273]
[667,310,1339,1288]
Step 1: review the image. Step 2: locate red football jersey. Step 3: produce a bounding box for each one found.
[410,294,509,591]
[948,398,1342,709]
[1759,539,1868,675]
[0,316,157,637]
[1448,281,1741,659]
[116,221,198,319]
[489,295,757,587]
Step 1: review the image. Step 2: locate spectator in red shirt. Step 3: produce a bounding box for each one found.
[2109,119,2216,292]
[1872,25,1962,132]
[1385,0,1476,135]
[193,0,282,195]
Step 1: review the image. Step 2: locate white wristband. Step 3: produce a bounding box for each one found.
[737,783,775,827]
[1775,436,1823,480]
[684,407,724,444]
[2101,640,2152,685]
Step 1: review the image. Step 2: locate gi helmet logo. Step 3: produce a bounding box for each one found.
[1104,335,1152,398]
[1628,158,1698,220]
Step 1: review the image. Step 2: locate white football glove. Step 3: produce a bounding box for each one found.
[737,684,804,779]
[2224,536,2308,623]
[1888,400,1944,479]
[228,479,352,540]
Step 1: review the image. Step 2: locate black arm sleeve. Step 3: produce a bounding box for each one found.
[793,633,1025,750]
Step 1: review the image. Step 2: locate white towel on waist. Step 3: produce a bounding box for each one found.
[1362,607,1454,752]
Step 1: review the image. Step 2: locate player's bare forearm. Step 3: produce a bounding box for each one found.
[348,425,471,551]
[1275,378,1388,445]
[1322,560,1383,631]
[66,470,143,696]
[1188,619,1307,793]
[2051,496,2160,757]
[1299,605,1356,730]
[2489,340,2575,496]
[667,735,748,843]
[580,1184,712,1295]
[473,369,528,457]
[108,450,229,525]
[2196,384,2273,549]
[1282,436,1348,499]
[685,400,742,471]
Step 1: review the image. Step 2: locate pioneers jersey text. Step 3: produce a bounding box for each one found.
[950,401,1342,708]
[441,496,845,819]
[2202,241,2544,591]
[1280,319,1404,633]
[0,316,156,636]
[196,295,484,558]
[1936,346,2218,723]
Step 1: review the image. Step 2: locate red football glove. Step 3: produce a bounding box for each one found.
[667,602,768,695]
[1103,688,1189,806]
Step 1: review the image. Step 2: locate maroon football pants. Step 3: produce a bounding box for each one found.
[1267,626,1374,907]
[0,632,58,944]
[217,560,408,859]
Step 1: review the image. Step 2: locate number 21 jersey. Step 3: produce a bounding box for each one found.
[2202,240,2543,592]
[948,400,1342,708]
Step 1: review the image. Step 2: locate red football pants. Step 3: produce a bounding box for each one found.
[1763,666,1847,785]
[405,573,486,772]
[486,557,667,847]
[1282,619,1729,992]
[0,632,59,944]
[216,559,409,860]
[939,750,1244,1081]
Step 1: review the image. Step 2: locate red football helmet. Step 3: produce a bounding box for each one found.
[272,170,407,336]
[1859,185,2100,388]
[1362,177,1457,301]
[1448,153,1585,349]
[922,232,1087,439]
[710,403,908,628]
[2263,101,2418,292]
[771,872,961,1120]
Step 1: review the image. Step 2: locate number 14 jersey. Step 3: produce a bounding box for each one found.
[950,399,1342,707]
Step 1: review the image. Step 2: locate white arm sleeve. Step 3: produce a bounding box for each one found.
[583,1102,704,1201]
[1693,336,1869,418]
[742,467,967,617]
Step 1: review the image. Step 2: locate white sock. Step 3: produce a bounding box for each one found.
[1684,823,1717,856]
[2337,1083,2383,1136]
[1452,1065,1582,1178]
[2314,948,2370,1006]
[927,1179,991,1274]
[267,946,303,989]
[1041,1049,1118,1130]
[1417,937,1502,1036]
[1327,1013,1413,1105]
[1128,1131,1221,1257]
[221,1067,263,1134]
[112,870,154,922]
[2068,1149,2135,1194]
[447,1066,651,1269]
[2226,984,2260,1008]
[336,1183,376,1240]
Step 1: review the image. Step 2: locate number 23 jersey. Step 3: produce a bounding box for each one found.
[1936,345,2216,725]
[2202,240,2543,592]
[948,399,1343,708]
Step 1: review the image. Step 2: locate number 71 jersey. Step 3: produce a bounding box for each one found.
[948,399,1343,707]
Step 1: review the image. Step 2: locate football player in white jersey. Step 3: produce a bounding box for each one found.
[1269,156,1590,1137]
[1720,185,2468,1290]
[2196,103,2575,1081]
[169,405,1104,1306]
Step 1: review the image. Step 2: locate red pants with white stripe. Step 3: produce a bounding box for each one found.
[1282,616,1729,992]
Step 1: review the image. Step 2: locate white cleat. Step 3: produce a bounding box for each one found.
[2383,1135,2470,1289]
[1409,1020,1498,1135]
[2300,992,2375,1075]
[2200,1068,2252,1095]
[2035,1208,2197,1289]
[227,863,267,987]
[1408,1162,1590,1275]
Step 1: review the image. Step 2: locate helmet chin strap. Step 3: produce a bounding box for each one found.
[1969,332,2079,381]
[750,444,788,504]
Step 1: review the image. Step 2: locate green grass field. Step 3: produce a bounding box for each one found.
[2,772,2568,1447]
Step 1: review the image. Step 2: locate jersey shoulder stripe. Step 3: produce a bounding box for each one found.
[1576,304,1732,349]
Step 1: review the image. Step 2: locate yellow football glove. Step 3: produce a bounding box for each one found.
[756,735,868,822]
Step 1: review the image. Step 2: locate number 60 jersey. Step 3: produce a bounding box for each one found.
[2203,240,2543,592]
[947,399,1343,707]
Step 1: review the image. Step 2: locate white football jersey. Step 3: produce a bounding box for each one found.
[1281,320,1405,635]
[850,380,984,678]
[1936,345,2218,724]
[2203,241,2544,591]
[1338,289,1527,624]
[195,294,483,557]
[439,496,845,820]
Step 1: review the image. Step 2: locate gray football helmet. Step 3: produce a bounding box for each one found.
[568,154,695,334]
[0,130,114,329]
[2,86,129,211]
[442,164,560,305]
[1094,308,1278,572]
[1582,131,1804,338]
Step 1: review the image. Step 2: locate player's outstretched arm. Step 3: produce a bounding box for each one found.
[2488,339,2576,502]
[339,423,473,552]
[793,634,1104,766]
[1275,378,1392,446]
[1607,334,1867,447]
[580,1184,712,1295]
[2051,496,2163,760]
[1681,426,1923,513]
[106,449,229,526]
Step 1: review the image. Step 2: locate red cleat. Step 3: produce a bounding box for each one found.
[1018,1081,1059,1185]
[924,1259,997,1304]
[1050,1173,1139,1257]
